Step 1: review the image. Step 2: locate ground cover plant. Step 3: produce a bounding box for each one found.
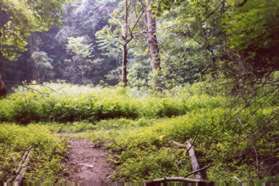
[0,83,225,123]
[0,83,277,182]
[84,107,279,181]
[0,124,66,182]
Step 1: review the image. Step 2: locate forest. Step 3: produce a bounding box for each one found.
[0,0,279,184]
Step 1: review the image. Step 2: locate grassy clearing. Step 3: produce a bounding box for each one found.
[0,124,66,182]
[0,83,278,182]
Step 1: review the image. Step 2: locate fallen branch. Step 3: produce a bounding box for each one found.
[171,135,198,154]
[186,139,203,179]
[7,147,33,184]
[171,140,186,148]
[145,177,211,184]
[171,139,203,180]
[185,165,211,178]
[21,85,50,96]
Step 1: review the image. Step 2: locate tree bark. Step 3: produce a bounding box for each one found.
[144,177,212,186]
[122,43,128,86]
[0,73,6,97]
[171,139,205,180]
[120,0,145,86]
[121,0,129,87]
[186,139,203,180]
[144,0,161,72]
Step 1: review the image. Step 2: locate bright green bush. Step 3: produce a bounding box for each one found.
[0,83,225,123]
[0,124,66,182]
[113,148,190,180]
[84,107,279,181]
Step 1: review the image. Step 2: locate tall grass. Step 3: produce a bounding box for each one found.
[0,83,226,123]
[0,124,66,182]
[1,82,278,182]
[83,106,279,181]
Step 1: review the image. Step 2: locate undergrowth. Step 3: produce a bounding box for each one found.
[0,83,225,123]
[83,107,279,181]
[0,124,66,182]
[0,83,279,182]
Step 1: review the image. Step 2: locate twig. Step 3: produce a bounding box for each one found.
[236,0,248,7]
[171,140,186,148]
[253,145,260,176]
[185,165,211,178]
[21,85,50,97]
[233,176,242,183]
[171,135,198,154]
[145,177,211,184]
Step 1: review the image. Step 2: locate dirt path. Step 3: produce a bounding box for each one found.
[64,139,113,184]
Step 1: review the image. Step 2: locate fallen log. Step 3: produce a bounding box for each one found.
[6,147,33,184]
[145,177,210,183]
[144,177,214,186]
[186,139,202,179]
[171,139,205,180]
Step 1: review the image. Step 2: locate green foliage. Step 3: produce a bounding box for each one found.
[66,37,93,58]
[85,106,279,181]
[114,148,189,180]
[224,0,279,50]
[0,0,67,60]
[39,122,97,134]
[96,25,122,59]
[128,61,151,89]
[1,0,279,183]
[0,83,225,123]
[1,82,279,182]
[0,124,66,182]
[31,51,54,81]
[222,0,279,77]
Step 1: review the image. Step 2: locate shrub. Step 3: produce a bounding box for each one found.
[0,83,225,123]
[85,107,279,181]
[0,124,66,182]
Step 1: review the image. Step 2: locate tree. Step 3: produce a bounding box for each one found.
[0,74,6,96]
[31,51,54,81]
[97,0,145,86]
[66,36,93,58]
[121,0,131,86]
[224,0,279,76]
[143,0,161,72]
[0,0,67,88]
[121,0,145,86]
[0,0,67,60]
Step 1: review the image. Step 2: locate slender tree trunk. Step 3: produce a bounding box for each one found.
[122,43,128,86]
[144,0,161,71]
[0,73,6,97]
[121,0,129,86]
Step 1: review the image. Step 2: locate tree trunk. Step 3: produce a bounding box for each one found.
[144,0,161,72]
[122,43,128,86]
[0,73,6,97]
[121,0,129,87]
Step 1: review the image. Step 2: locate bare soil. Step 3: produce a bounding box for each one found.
[63,139,113,184]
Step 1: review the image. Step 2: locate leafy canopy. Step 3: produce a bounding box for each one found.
[0,0,67,60]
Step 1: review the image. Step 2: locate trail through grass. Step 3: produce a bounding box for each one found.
[0,83,279,182]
